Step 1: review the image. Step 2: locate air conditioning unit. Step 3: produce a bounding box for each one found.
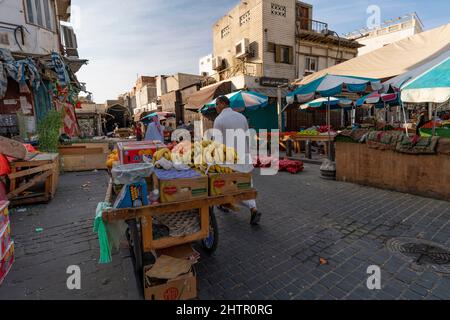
[235,38,250,58]
[212,56,223,71]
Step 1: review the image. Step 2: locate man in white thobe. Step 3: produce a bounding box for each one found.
[213,95,261,226]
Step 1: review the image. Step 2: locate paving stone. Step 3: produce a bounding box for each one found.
[3,165,450,300]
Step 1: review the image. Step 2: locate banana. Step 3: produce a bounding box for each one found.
[214,146,224,164]
[202,140,212,148]
[204,145,215,164]
[225,147,236,164]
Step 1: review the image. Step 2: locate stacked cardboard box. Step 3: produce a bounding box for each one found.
[117,141,166,164]
[0,201,13,285]
[151,169,208,204]
[208,172,253,196]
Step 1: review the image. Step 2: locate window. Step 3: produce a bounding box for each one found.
[271,3,286,17]
[25,0,56,31]
[60,24,78,56]
[305,56,318,72]
[275,45,293,64]
[267,42,276,53]
[240,11,251,26]
[221,25,230,38]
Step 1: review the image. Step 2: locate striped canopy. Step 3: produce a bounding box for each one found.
[201,90,269,113]
[287,74,381,104]
[141,112,175,123]
[401,57,450,103]
[300,97,353,111]
[355,92,400,108]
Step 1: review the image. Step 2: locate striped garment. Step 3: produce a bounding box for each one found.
[51,52,70,87]
[0,49,41,96]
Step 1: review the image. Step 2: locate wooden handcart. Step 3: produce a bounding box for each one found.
[102,179,257,276]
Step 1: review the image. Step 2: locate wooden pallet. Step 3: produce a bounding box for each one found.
[7,153,59,206]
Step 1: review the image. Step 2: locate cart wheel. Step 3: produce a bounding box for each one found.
[202,207,219,255]
[126,219,143,276]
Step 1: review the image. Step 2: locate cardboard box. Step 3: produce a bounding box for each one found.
[209,172,252,196]
[118,141,166,164]
[0,223,12,259]
[143,265,197,301]
[159,176,208,203]
[0,201,9,231]
[151,171,209,204]
[0,242,14,285]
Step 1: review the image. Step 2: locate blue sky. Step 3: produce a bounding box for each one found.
[72,0,449,102]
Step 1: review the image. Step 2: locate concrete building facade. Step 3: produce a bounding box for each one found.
[199,54,214,76]
[211,0,361,86]
[345,13,424,56]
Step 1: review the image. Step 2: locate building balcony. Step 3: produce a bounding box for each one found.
[296,18,363,49]
[296,18,328,34]
[201,61,263,87]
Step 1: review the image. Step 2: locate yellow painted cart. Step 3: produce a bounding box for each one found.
[102,179,257,275]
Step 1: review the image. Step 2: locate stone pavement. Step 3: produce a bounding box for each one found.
[1,165,449,300]
[195,164,450,300]
[0,171,140,300]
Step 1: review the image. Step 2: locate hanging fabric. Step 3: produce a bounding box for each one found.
[0,63,7,99]
[51,52,70,87]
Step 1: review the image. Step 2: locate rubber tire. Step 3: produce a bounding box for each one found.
[201,207,219,255]
[126,219,143,277]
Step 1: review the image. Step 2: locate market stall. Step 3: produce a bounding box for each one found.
[336,131,450,201]
[96,140,257,300]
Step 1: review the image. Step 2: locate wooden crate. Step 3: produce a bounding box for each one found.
[59,143,110,172]
[7,153,59,206]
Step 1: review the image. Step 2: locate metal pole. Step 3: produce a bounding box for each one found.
[432,104,437,137]
[401,101,408,136]
[277,86,283,132]
[327,96,332,160]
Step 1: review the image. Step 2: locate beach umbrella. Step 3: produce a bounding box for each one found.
[401,57,450,136]
[287,75,380,160]
[286,74,381,104]
[141,112,175,123]
[355,92,400,108]
[201,90,269,113]
[300,97,353,110]
[383,51,450,93]
[401,57,450,104]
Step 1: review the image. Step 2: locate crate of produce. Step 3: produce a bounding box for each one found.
[118,141,166,164]
[0,242,14,285]
[0,202,9,231]
[153,169,208,203]
[208,172,252,196]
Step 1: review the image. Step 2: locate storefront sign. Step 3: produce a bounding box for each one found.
[259,77,289,87]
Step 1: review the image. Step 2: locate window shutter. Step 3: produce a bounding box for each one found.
[288,46,294,64]
[275,45,282,63]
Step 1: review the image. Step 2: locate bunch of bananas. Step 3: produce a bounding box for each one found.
[106,150,119,170]
[191,141,238,174]
[152,148,172,168]
[208,165,234,174]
